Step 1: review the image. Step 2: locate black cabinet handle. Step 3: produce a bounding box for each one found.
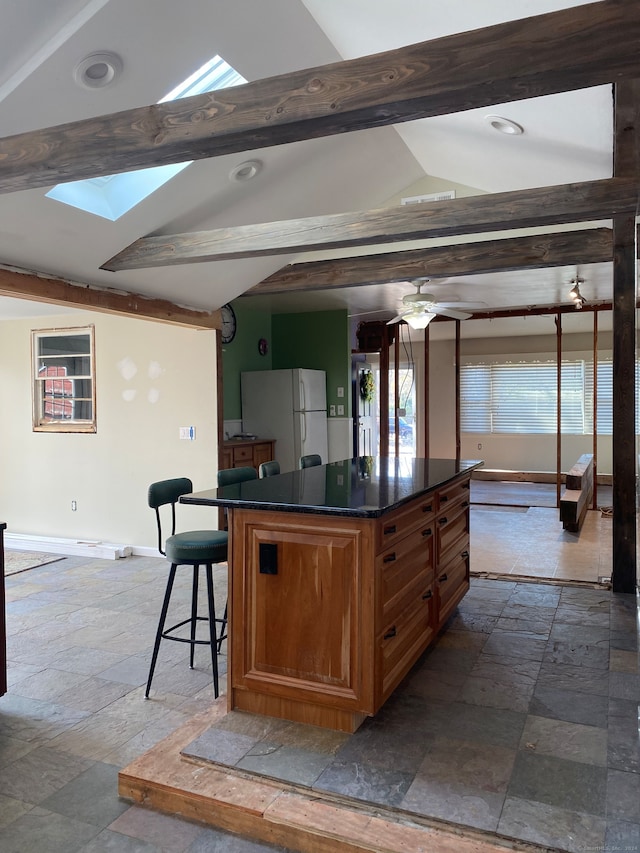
[441,494,449,502]
[439,572,448,582]
[384,524,397,535]
[461,550,469,559]
[463,481,470,489]
[439,517,448,525]
[384,626,397,639]
[422,504,433,513]
[462,500,469,508]
[422,527,432,537]
[422,590,433,600]
[383,552,396,563]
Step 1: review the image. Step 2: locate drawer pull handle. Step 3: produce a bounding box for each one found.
[462,500,469,508]
[422,528,432,537]
[384,626,397,639]
[461,550,470,559]
[423,504,433,513]
[383,552,396,563]
[384,524,397,535]
[439,572,448,582]
[441,494,449,502]
[438,517,448,525]
[422,590,433,600]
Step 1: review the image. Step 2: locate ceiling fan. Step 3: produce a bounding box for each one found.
[387,279,486,329]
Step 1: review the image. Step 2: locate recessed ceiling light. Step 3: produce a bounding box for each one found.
[484,114,524,135]
[229,160,262,182]
[73,52,123,89]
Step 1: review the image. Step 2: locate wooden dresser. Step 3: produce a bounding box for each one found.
[221,438,276,472]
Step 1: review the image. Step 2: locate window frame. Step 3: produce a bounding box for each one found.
[31,325,96,433]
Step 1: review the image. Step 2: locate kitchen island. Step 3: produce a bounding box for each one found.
[182,457,482,732]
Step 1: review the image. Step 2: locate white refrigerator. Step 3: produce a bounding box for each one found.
[241,368,328,473]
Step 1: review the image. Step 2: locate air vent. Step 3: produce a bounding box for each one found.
[401,190,456,205]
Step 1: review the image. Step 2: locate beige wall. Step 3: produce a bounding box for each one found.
[0,311,219,550]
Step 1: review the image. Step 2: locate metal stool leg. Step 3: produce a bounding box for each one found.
[218,599,228,653]
[145,564,177,698]
[205,564,220,698]
[189,565,199,668]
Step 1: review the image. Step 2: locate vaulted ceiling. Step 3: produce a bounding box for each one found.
[0,0,636,338]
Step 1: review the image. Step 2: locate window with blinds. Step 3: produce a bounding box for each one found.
[460,359,619,435]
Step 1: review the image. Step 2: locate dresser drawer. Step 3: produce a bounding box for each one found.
[436,549,470,627]
[380,581,435,701]
[437,505,469,567]
[378,530,434,626]
[233,445,254,463]
[437,476,471,514]
[377,495,436,550]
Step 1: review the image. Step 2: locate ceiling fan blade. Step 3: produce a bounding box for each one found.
[433,307,472,320]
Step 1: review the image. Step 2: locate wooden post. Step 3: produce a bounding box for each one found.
[394,328,400,457]
[423,325,430,459]
[455,321,461,462]
[611,80,639,593]
[380,330,390,457]
[592,311,599,510]
[556,313,562,508]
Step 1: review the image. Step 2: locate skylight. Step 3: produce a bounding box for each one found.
[46,56,246,221]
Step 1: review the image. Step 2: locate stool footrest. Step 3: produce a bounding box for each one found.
[162,615,227,646]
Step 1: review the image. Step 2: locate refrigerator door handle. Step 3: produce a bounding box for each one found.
[301,413,307,443]
[299,379,306,412]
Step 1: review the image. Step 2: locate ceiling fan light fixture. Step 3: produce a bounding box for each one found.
[405,311,436,330]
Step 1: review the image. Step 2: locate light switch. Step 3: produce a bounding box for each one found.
[337,386,344,397]
[337,404,344,415]
[179,426,196,440]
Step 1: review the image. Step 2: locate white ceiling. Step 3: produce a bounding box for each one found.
[0,0,619,335]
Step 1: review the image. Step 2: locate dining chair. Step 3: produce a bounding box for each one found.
[259,460,280,478]
[146,477,228,699]
[299,453,322,469]
[217,465,257,487]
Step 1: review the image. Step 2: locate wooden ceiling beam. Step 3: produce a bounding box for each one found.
[0,267,221,330]
[246,228,613,295]
[102,178,637,270]
[0,1,639,194]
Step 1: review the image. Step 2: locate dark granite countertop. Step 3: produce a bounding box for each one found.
[181,457,483,518]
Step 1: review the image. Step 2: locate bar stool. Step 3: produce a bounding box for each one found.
[146,477,228,699]
[299,453,322,468]
[259,460,280,478]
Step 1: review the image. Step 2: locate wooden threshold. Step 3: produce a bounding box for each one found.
[118,700,545,853]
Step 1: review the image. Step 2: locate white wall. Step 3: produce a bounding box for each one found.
[0,311,219,550]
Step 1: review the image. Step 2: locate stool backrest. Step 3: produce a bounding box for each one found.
[299,453,322,469]
[148,477,193,556]
[217,466,258,487]
[259,460,280,478]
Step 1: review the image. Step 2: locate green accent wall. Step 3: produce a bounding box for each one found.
[222,302,272,419]
[223,304,351,422]
[272,310,351,417]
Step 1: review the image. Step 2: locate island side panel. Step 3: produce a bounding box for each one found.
[229,508,376,732]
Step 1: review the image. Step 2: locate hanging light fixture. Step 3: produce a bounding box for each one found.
[569,276,587,310]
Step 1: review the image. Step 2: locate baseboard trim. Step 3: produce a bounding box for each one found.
[5,533,132,560]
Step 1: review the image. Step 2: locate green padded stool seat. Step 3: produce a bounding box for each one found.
[299,453,322,468]
[217,465,257,487]
[146,477,228,700]
[258,460,280,478]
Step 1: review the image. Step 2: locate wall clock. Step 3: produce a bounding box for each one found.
[258,337,269,356]
[220,303,236,344]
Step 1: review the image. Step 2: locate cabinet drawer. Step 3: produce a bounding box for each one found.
[437,477,471,513]
[436,550,470,627]
[377,495,436,550]
[380,582,435,701]
[233,445,254,463]
[378,531,434,626]
[437,506,469,566]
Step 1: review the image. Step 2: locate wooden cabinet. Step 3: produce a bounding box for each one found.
[221,439,275,472]
[228,473,471,732]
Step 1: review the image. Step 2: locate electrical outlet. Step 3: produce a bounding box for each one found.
[179,426,196,440]
[337,404,344,415]
[337,386,344,397]
[329,405,336,416]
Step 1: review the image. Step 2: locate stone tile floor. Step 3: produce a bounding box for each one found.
[0,504,637,853]
[183,578,640,853]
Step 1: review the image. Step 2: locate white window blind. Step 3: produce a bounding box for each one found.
[460,358,626,435]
